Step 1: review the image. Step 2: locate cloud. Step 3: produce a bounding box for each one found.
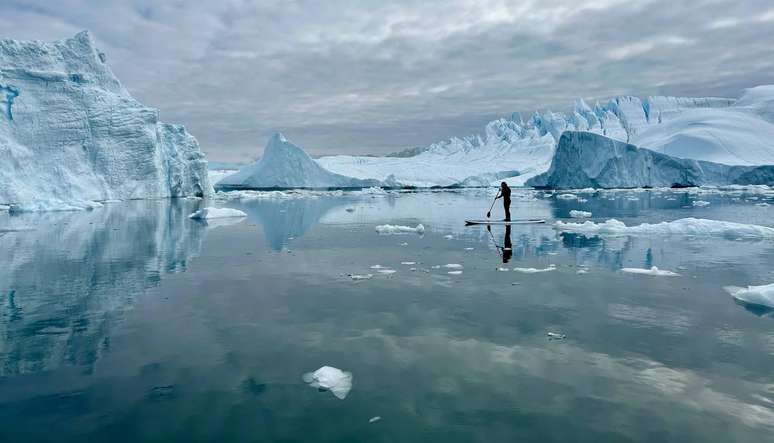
[0,0,773,161]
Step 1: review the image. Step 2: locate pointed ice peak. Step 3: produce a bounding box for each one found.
[575,98,592,113]
[510,112,524,124]
[269,132,288,144]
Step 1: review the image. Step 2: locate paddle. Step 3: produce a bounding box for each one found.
[486,192,498,218]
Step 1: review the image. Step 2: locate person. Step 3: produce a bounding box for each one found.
[494,182,511,221]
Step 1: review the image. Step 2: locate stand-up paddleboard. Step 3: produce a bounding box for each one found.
[465,219,546,225]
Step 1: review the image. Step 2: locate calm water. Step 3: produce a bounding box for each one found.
[1,189,773,442]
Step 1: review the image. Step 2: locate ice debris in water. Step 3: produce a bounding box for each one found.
[189,207,247,220]
[621,266,680,277]
[724,283,774,308]
[401,261,416,265]
[577,269,589,274]
[370,265,387,269]
[497,267,510,272]
[378,269,396,274]
[555,218,774,239]
[465,247,475,251]
[557,194,578,200]
[569,210,592,218]
[547,332,566,340]
[350,274,373,280]
[444,264,463,269]
[512,265,556,273]
[692,200,711,207]
[302,366,353,399]
[375,224,425,235]
[369,416,382,423]
[447,270,463,275]
[444,234,454,239]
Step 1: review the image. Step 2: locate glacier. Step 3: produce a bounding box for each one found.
[317,86,774,188]
[216,133,382,190]
[527,131,774,189]
[0,31,210,211]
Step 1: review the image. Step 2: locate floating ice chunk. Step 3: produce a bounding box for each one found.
[444,234,454,239]
[375,224,425,235]
[189,207,247,220]
[350,274,374,280]
[555,218,774,239]
[756,202,770,207]
[621,266,680,276]
[557,194,578,200]
[692,200,711,207]
[512,265,556,273]
[577,269,589,274]
[370,265,387,269]
[302,366,353,399]
[369,416,382,423]
[447,270,463,275]
[724,284,774,308]
[444,264,463,269]
[497,267,510,272]
[547,332,566,340]
[401,261,416,265]
[464,247,475,251]
[378,269,396,274]
[0,205,9,211]
[569,210,592,218]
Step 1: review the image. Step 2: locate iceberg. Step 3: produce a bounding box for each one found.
[724,284,774,309]
[555,218,774,239]
[527,132,774,189]
[0,31,210,211]
[216,133,382,190]
[302,366,353,399]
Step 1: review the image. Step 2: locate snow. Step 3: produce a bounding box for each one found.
[569,210,592,218]
[621,266,680,277]
[375,224,425,235]
[724,284,774,308]
[216,133,381,189]
[302,366,353,400]
[528,132,774,189]
[189,207,247,220]
[0,32,210,212]
[556,218,774,239]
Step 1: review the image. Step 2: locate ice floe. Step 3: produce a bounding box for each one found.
[555,218,774,239]
[569,210,592,218]
[447,270,463,275]
[621,266,680,277]
[443,264,463,269]
[189,207,247,220]
[547,332,566,340]
[302,366,353,399]
[512,265,556,273]
[349,274,374,280]
[375,224,425,235]
[692,200,711,207]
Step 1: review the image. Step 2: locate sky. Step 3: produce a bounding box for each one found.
[1,0,773,161]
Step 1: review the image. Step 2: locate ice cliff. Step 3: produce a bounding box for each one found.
[527,132,774,189]
[318,86,774,188]
[216,133,382,189]
[0,31,210,211]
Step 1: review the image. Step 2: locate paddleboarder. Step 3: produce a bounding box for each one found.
[494,182,511,221]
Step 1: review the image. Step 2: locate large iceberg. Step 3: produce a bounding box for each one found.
[317,86,774,188]
[527,131,774,189]
[216,133,382,190]
[0,31,210,211]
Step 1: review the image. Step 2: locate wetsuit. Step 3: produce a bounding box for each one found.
[502,184,511,221]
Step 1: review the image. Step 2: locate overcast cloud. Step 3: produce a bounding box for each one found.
[1,0,773,160]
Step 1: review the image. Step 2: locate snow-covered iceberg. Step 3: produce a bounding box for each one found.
[317,86,774,188]
[527,132,774,189]
[216,133,382,190]
[0,31,210,211]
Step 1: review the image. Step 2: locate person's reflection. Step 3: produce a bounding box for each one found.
[487,225,513,263]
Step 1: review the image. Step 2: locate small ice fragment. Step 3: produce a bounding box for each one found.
[557,194,578,200]
[547,332,566,340]
[189,207,247,220]
[756,202,770,207]
[400,242,409,246]
[724,283,774,308]
[497,267,509,272]
[345,207,355,212]
[464,247,474,251]
[577,269,588,274]
[302,366,353,399]
[378,269,396,274]
[369,416,381,423]
[444,264,463,269]
[350,274,373,280]
[431,265,441,269]
[370,265,386,269]
[512,265,556,273]
[692,200,711,207]
[569,210,592,218]
[444,234,453,239]
[621,266,680,276]
[375,224,425,235]
[447,270,463,275]
[401,261,416,265]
